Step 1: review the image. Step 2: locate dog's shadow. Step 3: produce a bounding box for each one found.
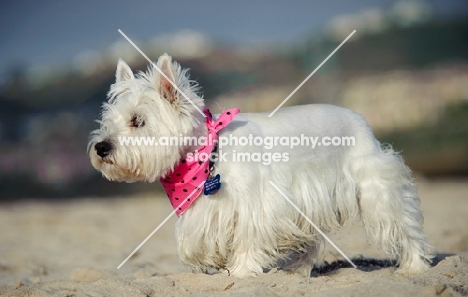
[310,257,396,276]
[284,254,453,277]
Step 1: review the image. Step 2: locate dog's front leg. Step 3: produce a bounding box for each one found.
[226,249,266,278]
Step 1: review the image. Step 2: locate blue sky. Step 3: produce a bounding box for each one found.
[0,0,466,83]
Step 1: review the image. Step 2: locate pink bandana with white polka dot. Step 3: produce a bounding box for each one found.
[160,108,240,216]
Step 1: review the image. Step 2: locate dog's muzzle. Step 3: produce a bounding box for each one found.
[95,141,113,158]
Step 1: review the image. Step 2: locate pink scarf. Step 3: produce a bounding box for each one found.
[160,108,240,216]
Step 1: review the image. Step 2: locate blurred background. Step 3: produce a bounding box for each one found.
[1,0,467,200]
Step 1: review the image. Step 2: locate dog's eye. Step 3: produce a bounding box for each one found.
[130,115,145,128]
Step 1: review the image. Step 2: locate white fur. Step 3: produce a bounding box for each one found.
[89,54,434,278]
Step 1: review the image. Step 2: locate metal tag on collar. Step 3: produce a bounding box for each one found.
[204,174,221,195]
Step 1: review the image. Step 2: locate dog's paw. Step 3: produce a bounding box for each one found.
[394,258,431,276]
[226,266,260,278]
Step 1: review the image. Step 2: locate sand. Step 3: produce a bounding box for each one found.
[0,179,467,297]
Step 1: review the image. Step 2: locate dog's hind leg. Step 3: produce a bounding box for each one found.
[354,146,433,274]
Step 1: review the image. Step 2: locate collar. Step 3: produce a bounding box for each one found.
[160,108,240,216]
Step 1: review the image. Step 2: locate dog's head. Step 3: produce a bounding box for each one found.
[88,54,205,182]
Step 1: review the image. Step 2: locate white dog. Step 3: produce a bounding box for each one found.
[89,54,433,277]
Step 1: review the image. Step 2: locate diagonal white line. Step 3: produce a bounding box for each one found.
[117,180,206,269]
[268,181,357,269]
[117,207,176,269]
[117,29,206,118]
[268,30,356,117]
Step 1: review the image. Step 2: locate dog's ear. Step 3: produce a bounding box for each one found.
[116,58,134,82]
[156,54,177,103]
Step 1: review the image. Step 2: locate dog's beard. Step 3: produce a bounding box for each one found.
[89,146,145,183]
[88,139,183,183]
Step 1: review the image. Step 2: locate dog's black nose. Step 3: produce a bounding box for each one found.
[95,141,112,158]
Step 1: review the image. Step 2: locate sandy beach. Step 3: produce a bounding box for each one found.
[1,179,467,297]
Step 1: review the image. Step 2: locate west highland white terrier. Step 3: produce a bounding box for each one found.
[89,54,433,277]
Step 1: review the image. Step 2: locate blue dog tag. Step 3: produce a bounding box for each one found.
[204,174,221,195]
